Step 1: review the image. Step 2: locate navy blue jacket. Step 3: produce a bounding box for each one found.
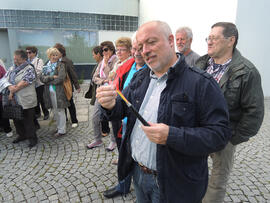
[102,55,231,203]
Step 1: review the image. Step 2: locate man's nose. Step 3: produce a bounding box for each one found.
[142,44,150,56]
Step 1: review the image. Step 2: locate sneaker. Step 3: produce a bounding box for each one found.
[6,131,13,137]
[86,140,103,149]
[72,123,78,128]
[112,159,118,165]
[55,133,66,137]
[102,132,109,137]
[106,142,117,151]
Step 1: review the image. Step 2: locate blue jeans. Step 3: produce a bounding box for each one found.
[116,174,132,194]
[132,163,160,203]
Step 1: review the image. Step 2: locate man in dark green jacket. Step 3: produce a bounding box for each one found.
[196,22,264,203]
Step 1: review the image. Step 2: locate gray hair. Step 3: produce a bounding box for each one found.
[14,49,28,60]
[131,31,137,43]
[140,20,172,38]
[175,26,193,39]
[157,21,172,38]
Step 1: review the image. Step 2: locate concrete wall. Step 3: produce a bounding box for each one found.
[1,0,138,16]
[236,0,270,97]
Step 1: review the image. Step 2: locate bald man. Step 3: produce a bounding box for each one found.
[96,21,231,203]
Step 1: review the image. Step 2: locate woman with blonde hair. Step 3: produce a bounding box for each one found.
[109,37,132,80]
[40,47,70,137]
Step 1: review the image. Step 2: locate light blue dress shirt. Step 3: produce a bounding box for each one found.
[122,62,147,135]
[130,71,168,170]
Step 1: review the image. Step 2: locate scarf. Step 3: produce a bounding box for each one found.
[99,55,117,79]
[2,61,29,105]
[43,61,58,91]
[9,61,29,85]
[42,61,57,76]
[99,59,106,79]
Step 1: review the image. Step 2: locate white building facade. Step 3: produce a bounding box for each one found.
[1,0,269,96]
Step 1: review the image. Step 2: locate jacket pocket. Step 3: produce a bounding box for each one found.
[171,93,195,126]
[182,156,207,182]
[225,78,241,108]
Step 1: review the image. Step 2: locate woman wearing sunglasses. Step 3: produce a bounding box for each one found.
[86,41,117,150]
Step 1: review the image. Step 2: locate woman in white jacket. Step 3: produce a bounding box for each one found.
[26,46,49,121]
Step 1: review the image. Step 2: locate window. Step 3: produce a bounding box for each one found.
[9,29,98,64]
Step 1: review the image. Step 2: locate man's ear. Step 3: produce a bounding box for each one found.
[228,36,236,48]
[168,34,174,47]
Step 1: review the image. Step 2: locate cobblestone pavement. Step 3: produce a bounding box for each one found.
[0,83,269,203]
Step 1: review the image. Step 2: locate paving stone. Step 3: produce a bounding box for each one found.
[0,85,269,202]
[48,194,59,201]
[39,200,50,203]
[81,195,91,202]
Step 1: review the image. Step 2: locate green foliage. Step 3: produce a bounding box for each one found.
[65,32,95,64]
[78,69,85,84]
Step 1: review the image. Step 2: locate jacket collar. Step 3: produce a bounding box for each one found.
[197,49,245,88]
[167,53,188,80]
[219,49,244,88]
[138,53,187,82]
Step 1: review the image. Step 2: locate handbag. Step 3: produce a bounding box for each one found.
[3,102,24,120]
[63,74,72,100]
[84,83,93,99]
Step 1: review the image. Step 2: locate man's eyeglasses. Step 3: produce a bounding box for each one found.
[205,36,228,43]
[116,48,127,53]
[26,51,32,54]
[103,48,109,52]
